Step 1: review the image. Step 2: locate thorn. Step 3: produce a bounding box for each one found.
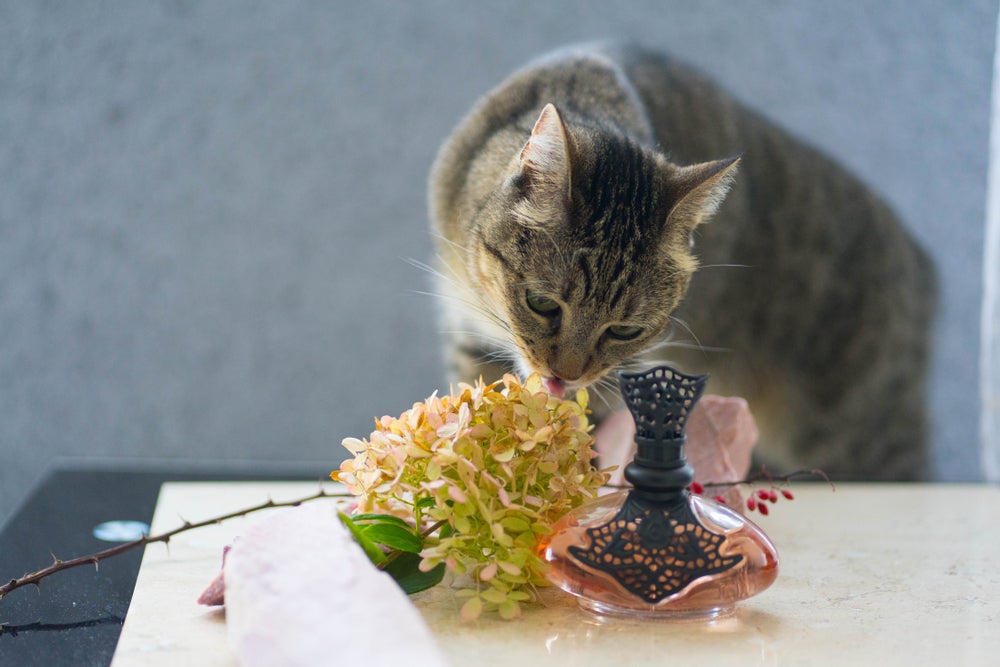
[49,551,61,565]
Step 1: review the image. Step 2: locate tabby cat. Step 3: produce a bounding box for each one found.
[428,43,935,480]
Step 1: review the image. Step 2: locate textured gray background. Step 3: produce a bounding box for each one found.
[2,1,996,526]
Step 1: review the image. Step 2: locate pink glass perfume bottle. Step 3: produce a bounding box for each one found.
[539,366,778,620]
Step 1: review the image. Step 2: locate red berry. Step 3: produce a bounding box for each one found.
[713,495,727,504]
[768,490,779,503]
[747,497,757,511]
[690,482,705,495]
[758,502,769,516]
[756,489,770,500]
[781,489,794,500]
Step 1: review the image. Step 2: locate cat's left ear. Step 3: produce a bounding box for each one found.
[666,156,740,233]
[512,103,572,227]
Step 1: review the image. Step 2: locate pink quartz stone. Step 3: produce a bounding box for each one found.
[685,395,758,485]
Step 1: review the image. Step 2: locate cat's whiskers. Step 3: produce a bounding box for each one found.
[695,262,752,272]
[660,340,730,353]
[469,346,519,368]
[405,259,516,339]
[439,318,520,370]
[404,255,467,292]
[615,359,677,379]
[424,232,472,260]
[484,348,520,366]
[667,315,708,354]
[590,374,621,411]
[657,263,750,285]
[441,328,513,351]
[644,335,730,355]
[408,286,511,333]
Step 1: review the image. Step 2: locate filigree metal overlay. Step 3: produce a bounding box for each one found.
[568,497,743,603]
[619,366,707,442]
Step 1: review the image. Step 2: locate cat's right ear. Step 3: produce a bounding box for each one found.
[512,103,571,228]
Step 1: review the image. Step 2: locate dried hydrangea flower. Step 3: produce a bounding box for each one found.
[335,373,609,620]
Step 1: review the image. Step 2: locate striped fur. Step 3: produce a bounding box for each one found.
[428,44,935,481]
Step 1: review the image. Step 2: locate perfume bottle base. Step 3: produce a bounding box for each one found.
[540,491,779,619]
[577,597,735,622]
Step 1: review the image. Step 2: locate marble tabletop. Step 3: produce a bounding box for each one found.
[111,481,1000,666]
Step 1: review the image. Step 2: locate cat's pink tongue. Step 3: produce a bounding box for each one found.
[542,376,566,398]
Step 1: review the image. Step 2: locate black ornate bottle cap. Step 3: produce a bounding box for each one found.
[618,366,708,442]
[618,366,708,500]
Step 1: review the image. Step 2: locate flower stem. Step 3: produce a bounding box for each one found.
[375,519,448,571]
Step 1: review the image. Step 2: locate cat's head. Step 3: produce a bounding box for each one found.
[470,103,738,396]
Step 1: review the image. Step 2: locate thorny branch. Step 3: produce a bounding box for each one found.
[604,466,834,491]
[700,466,834,490]
[0,488,349,602]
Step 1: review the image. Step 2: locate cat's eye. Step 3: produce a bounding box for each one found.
[606,324,644,341]
[525,290,561,316]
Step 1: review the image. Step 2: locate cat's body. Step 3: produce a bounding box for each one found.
[429,44,935,480]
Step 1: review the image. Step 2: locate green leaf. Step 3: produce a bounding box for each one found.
[382,552,446,595]
[361,523,424,553]
[530,522,553,536]
[498,599,521,620]
[338,512,387,565]
[350,513,411,528]
[454,514,472,534]
[480,588,508,604]
[460,594,483,621]
[499,516,531,533]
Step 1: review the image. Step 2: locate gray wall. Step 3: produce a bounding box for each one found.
[2,1,995,525]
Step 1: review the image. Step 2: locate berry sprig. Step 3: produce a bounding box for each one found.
[688,467,831,517]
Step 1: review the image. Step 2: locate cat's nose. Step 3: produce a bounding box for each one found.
[549,365,583,384]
